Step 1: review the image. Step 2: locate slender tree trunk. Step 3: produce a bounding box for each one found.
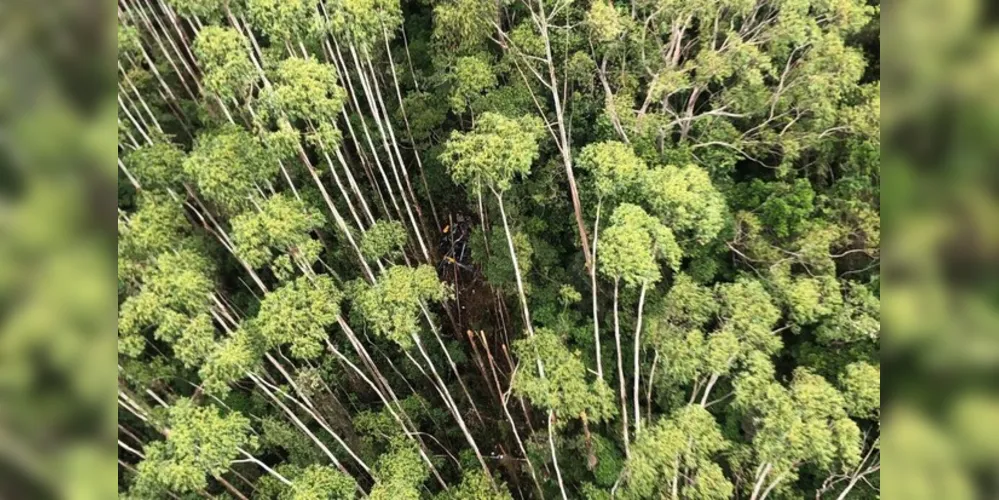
[633,281,648,437]
[613,278,631,457]
[494,191,534,339]
[591,200,603,380]
[411,334,495,489]
[548,411,569,500]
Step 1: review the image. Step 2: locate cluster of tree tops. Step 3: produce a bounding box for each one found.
[117,0,880,497]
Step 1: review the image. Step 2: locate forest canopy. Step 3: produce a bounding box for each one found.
[117,0,880,497]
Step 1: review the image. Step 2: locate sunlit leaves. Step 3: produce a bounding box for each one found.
[199,329,260,396]
[165,0,227,20]
[119,193,189,263]
[441,113,544,194]
[449,54,497,113]
[254,275,343,359]
[266,56,347,122]
[360,220,407,261]
[194,27,257,99]
[734,364,862,478]
[287,465,357,499]
[577,141,647,201]
[642,165,727,245]
[326,0,403,51]
[599,204,681,287]
[132,399,255,495]
[182,124,275,214]
[437,471,511,499]
[587,1,626,43]
[246,0,316,42]
[231,194,324,277]
[718,278,782,355]
[118,248,215,362]
[369,437,428,500]
[127,142,187,190]
[513,328,616,423]
[432,0,496,53]
[622,405,732,499]
[352,265,447,349]
[839,362,880,419]
[816,281,880,343]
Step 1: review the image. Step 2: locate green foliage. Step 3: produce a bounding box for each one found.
[369,437,428,500]
[441,113,545,194]
[165,0,226,20]
[287,465,357,499]
[587,1,627,43]
[117,1,880,496]
[432,0,496,53]
[622,405,732,499]
[232,194,324,278]
[266,56,347,122]
[246,0,316,42]
[352,265,448,349]
[119,248,215,363]
[118,25,142,57]
[736,178,816,239]
[642,165,727,245]
[199,329,260,396]
[472,225,534,295]
[254,275,343,359]
[182,124,276,214]
[396,92,446,144]
[599,204,681,287]
[577,141,648,201]
[127,141,186,190]
[839,362,880,419]
[589,434,625,488]
[437,470,511,500]
[260,417,325,467]
[816,281,881,343]
[449,54,497,113]
[513,328,616,423]
[119,193,189,264]
[734,363,862,478]
[360,220,408,261]
[132,399,255,495]
[325,0,403,50]
[194,27,257,99]
[718,278,783,354]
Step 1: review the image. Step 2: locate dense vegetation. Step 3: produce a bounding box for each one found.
[117,0,880,497]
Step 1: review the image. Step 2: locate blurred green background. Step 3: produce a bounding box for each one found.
[0,0,997,497]
[882,0,999,497]
[0,0,117,497]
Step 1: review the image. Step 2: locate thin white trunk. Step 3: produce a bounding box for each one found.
[548,411,568,500]
[613,278,631,456]
[411,334,495,487]
[591,200,603,380]
[633,282,648,437]
[494,191,534,338]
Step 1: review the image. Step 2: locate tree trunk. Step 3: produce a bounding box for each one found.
[613,278,631,457]
[633,281,648,437]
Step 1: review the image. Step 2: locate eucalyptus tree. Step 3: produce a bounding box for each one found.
[598,204,681,449]
[513,328,617,491]
[734,360,864,500]
[129,398,266,498]
[620,405,732,500]
[352,264,493,484]
[182,124,276,216]
[577,141,649,381]
[231,193,324,280]
[441,112,544,337]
